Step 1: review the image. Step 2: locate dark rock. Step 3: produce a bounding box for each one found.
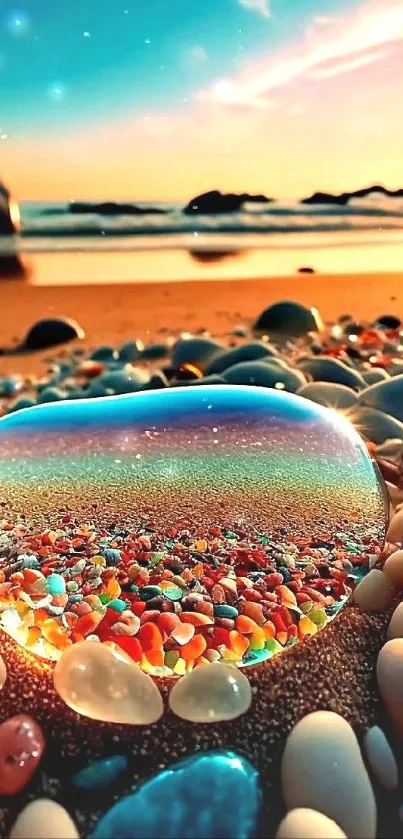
[97,369,149,394]
[298,267,316,274]
[183,190,272,215]
[119,340,144,362]
[338,314,354,324]
[302,185,403,206]
[223,361,305,392]
[373,315,401,330]
[140,343,169,360]
[20,318,84,351]
[205,341,279,376]
[254,301,322,336]
[90,345,118,362]
[192,375,227,386]
[297,357,366,390]
[142,372,169,390]
[348,406,403,444]
[231,326,248,337]
[37,387,67,404]
[298,382,358,410]
[69,201,167,216]
[358,374,403,421]
[342,321,364,336]
[362,369,390,385]
[8,397,36,413]
[171,337,223,370]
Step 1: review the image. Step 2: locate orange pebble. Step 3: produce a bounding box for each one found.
[235,615,260,634]
[262,620,275,639]
[33,608,50,626]
[131,601,146,617]
[41,618,70,648]
[179,611,213,626]
[157,612,180,637]
[229,630,249,656]
[171,622,195,645]
[145,648,164,667]
[298,615,317,638]
[276,631,288,646]
[25,626,41,646]
[75,611,102,637]
[51,594,69,608]
[180,634,207,661]
[106,577,121,599]
[138,622,163,652]
[275,585,297,606]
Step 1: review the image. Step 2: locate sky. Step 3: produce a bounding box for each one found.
[0,0,402,201]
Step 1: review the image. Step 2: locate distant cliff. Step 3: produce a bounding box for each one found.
[301,185,403,206]
[183,190,273,215]
[69,201,167,216]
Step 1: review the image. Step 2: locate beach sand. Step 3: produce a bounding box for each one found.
[0,268,402,376]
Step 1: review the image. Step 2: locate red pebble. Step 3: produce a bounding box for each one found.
[103,634,142,662]
[0,715,44,795]
[265,573,283,588]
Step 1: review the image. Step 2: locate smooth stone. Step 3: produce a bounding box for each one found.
[140,343,169,360]
[362,369,390,385]
[376,438,403,463]
[171,337,223,370]
[168,662,252,722]
[276,809,347,839]
[353,569,395,611]
[363,726,398,790]
[297,382,358,410]
[192,374,226,386]
[72,755,128,789]
[387,508,403,543]
[223,361,305,392]
[142,371,169,390]
[119,340,144,362]
[97,369,149,394]
[37,387,68,404]
[90,345,118,362]
[91,750,261,839]
[0,714,45,795]
[22,318,84,351]
[10,800,79,839]
[254,301,323,336]
[281,711,377,838]
[347,406,403,444]
[377,639,403,735]
[0,653,6,688]
[8,398,36,413]
[359,374,403,422]
[205,341,279,376]
[297,357,365,390]
[387,602,403,640]
[374,315,401,330]
[53,641,163,724]
[383,550,403,588]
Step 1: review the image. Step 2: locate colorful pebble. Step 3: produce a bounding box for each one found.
[72,755,128,790]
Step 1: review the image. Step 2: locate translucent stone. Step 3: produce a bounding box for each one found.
[169,662,252,722]
[53,641,163,724]
[0,653,7,689]
[0,714,45,795]
[10,799,79,839]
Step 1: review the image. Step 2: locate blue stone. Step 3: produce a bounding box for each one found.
[108,599,127,613]
[73,755,128,790]
[90,345,119,362]
[91,751,261,839]
[46,573,66,595]
[139,585,162,601]
[213,604,239,618]
[102,548,121,565]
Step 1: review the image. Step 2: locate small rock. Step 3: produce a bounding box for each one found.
[297,267,316,274]
[0,714,45,795]
[119,340,144,362]
[254,301,323,335]
[97,368,149,394]
[297,382,358,410]
[297,357,365,390]
[359,374,403,422]
[223,361,305,392]
[37,387,67,404]
[91,750,261,839]
[276,809,346,839]
[231,325,248,337]
[363,726,398,790]
[383,550,403,588]
[8,398,36,413]
[143,372,169,390]
[362,369,390,385]
[10,799,79,839]
[387,602,403,640]
[192,375,227,386]
[206,341,279,376]
[373,315,401,330]
[168,662,252,722]
[171,337,222,370]
[377,639,403,736]
[387,508,403,543]
[140,343,169,360]
[353,569,394,612]
[281,711,376,838]
[90,345,118,362]
[21,318,84,351]
[72,755,128,789]
[53,641,163,724]
[348,406,403,444]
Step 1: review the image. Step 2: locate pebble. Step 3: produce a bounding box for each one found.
[387,602,403,640]
[171,337,222,370]
[363,726,398,790]
[374,315,401,330]
[119,340,144,362]
[53,641,163,724]
[349,407,403,444]
[90,346,118,362]
[359,374,403,422]
[362,369,390,385]
[223,361,305,392]
[91,750,261,839]
[72,755,128,789]
[353,569,395,611]
[10,800,79,839]
[97,369,149,394]
[0,714,45,795]
[281,711,376,838]
[297,357,365,390]
[0,652,7,688]
[206,341,279,376]
[140,342,169,360]
[254,301,323,335]
[297,382,358,410]
[377,639,403,736]
[387,508,403,543]
[276,809,347,839]
[383,550,403,588]
[168,662,252,722]
[22,318,84,351]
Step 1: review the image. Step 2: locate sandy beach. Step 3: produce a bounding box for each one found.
[0,267,402,377]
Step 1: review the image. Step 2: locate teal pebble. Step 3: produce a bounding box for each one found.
[91,750,261,839]
[213,605,239,618]
[108,599,127,613]
[164,587,183,601]
[46,573,66,595]
[73,756,128,790]
[139,585,162,601]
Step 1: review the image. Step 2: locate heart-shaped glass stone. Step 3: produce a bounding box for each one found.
[0,385,387,672]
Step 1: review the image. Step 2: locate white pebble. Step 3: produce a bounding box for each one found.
[168,662,252,722]
[281,711,377,839]
[387,507,403,544]
[353,569,395,611]
[10,800,79,838]
[377,639,403,736]
[276,808,347,839]
[388,602,403,640]
[363,726,398,790]
[383,550,403,588]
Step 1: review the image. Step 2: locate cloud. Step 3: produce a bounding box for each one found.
[205,0,403,108]
[185,45,208,67]
[239,0,270,19]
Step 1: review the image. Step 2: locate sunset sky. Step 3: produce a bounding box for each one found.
[0,0,402,201]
